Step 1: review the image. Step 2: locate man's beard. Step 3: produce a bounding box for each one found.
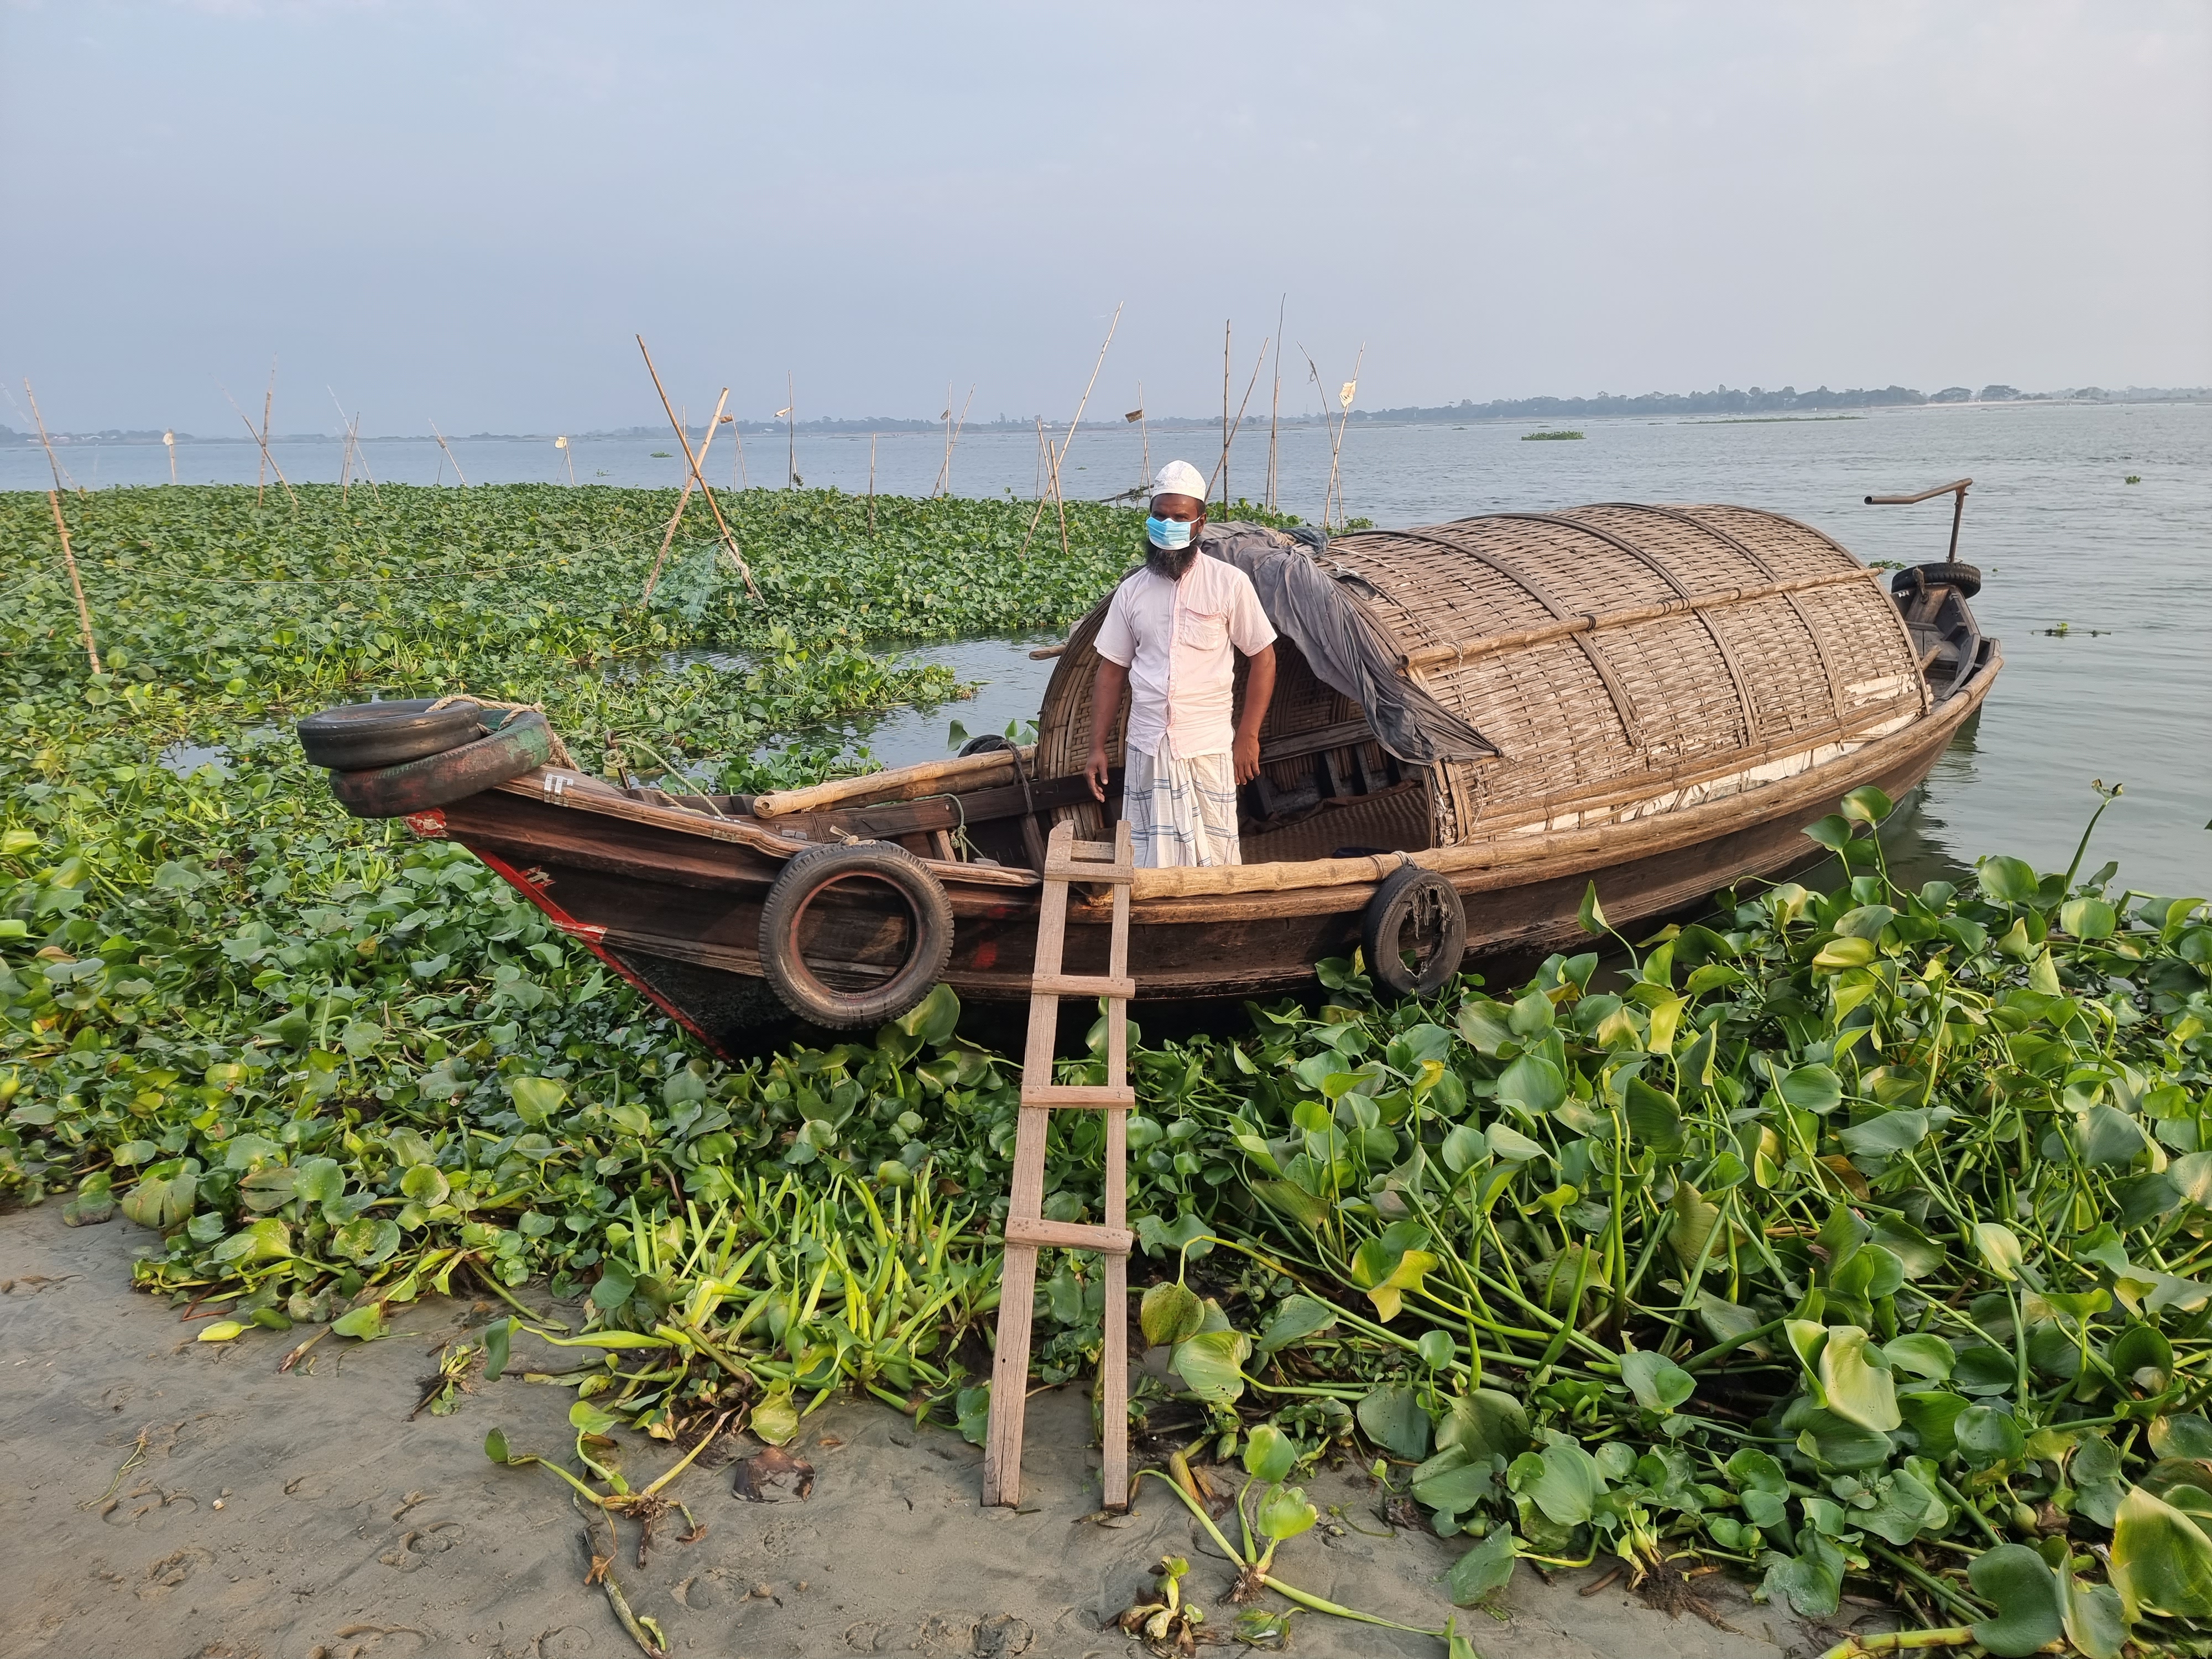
[1146,541,1199,580]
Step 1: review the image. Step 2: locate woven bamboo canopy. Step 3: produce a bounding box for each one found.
[1036,503,1928,852]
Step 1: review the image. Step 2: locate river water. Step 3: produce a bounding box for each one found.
[12,401,2208,893]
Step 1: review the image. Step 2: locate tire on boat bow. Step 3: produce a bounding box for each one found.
[321,711,556,818]
[296,697,485,770]
[1362,864,1468,998]
[759,841,955,1028]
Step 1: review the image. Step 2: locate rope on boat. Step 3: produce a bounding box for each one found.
[428,693,578,771]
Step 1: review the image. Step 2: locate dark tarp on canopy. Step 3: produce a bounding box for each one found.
[1197,522,1496,764]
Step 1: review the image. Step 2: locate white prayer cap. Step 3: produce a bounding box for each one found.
[1150,460,1208,503]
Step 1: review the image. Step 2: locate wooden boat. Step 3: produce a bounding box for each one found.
[384,493,1997,1053]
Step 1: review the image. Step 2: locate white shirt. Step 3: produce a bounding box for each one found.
[1094,554,1277,761]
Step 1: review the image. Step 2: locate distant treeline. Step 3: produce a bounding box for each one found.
[1344,383,2212,424]
[8,383,2207,445]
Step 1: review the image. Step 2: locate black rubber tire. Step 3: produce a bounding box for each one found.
[759,842,954,1029]
[957,733,1017,758]
[1361,865,1468,998]
[328,712,555,818]
[298,698,484,770]
[1891,561,1982,600]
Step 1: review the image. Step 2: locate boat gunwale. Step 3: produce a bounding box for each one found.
[476,640,1996,912]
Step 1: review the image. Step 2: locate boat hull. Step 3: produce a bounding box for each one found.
[427,645,1997,1056]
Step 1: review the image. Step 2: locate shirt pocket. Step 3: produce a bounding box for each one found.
[1177,608,1229,650]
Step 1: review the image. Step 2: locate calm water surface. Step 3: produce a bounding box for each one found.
[13,403,2207,892]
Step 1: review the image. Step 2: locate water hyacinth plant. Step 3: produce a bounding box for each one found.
[7,484,2212,1654]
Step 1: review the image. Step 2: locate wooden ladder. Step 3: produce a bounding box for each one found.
[982,818,1135,1510]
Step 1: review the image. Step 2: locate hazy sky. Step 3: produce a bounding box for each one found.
[3,1,2207,435]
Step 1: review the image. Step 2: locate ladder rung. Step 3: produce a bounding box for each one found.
[1071,838,1119,859]
[1030,972,1136,1000]
[1005,1216,1133,1254]
[1020,1083,1135,1108]
[1044,858,1133,885]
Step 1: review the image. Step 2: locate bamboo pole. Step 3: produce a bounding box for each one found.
[935,384,974,497]
[635,337,760,599]
[256,357,276,504]
[224,385,301,509]
[1331,345,1363,528]
[752,743,1036,817]
[1134,383,1149,488]
[1207,336,1269,508]
[784,372,796,488]
[1297,344,1359,530]
[1266,295,1285,512]
[328,388,353,499]
[640,386,727,601]
[942,380,960,498]
[867,432,877,535]
[1221,320,1232,508]
[47,491,101,674]
[164,429,176,486]
[351,413,382,507]
[427,420,469,487]
[23,380,78,494]
[1020,300,1123,557]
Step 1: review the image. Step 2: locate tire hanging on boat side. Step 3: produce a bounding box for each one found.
[1361,864,1468,998]
[1890,561,1981,600]
[759,841,954,1029]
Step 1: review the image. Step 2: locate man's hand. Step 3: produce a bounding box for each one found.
[1232,644,1275,786]
[1233,727,1262,786]
[1087,659,1130,805]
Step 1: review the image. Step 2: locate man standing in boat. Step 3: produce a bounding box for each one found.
[1086,461,1278,866]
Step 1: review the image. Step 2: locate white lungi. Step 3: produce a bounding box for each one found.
[1124,746,1241,868]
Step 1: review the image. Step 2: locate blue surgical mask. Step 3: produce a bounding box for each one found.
[1146,515,1194,551]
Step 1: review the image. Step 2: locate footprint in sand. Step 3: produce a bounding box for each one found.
[376,1521,463,1571]
[284,1470,334,1499]
[134,1546,208,1600]
[306,1623,433,1658]
[101,1484,198,1531]
[842,1614,1035,1656]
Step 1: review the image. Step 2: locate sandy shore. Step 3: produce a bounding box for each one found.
[1,1203,1835,1658]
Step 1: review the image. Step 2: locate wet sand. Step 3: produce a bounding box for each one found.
[1,1203,1838,1658]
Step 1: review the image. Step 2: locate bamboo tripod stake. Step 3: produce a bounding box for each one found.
[1020,301,1123,558]
[428,420,469,488]
[1207,336,1270,508]
[48,491,101,674]
[23,380,78,494]
[635,336,761,601]
[223,385,301,509]
[983,818,1135,1511]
